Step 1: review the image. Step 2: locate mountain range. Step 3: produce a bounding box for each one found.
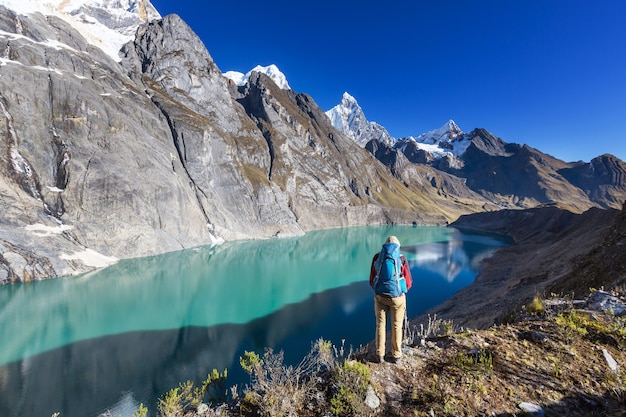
[0,0,625,284]
[327,92,626,213]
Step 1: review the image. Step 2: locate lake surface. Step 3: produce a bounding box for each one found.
[0,225,507,417]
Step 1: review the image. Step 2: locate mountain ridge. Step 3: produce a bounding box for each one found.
[328,94,626,212]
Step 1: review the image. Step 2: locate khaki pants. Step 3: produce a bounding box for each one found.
[374,293,406,359]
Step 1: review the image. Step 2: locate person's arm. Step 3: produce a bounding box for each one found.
[401,255,412,290]
[369,254,379,287]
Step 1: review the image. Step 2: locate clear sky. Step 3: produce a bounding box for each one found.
[149,0,626,163]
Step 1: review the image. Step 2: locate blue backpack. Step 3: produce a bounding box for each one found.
[373,243,407,297]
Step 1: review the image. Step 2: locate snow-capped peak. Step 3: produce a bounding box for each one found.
[223,64,291,90]
[326,91,471,159]
[417,119,464,145]
[0,0,161,61]
[340,91,358,107]
[325,92,393,147]
[397,120,469,159]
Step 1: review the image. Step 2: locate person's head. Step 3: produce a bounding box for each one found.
[385,235,400,246]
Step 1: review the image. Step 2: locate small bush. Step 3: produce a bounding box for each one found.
[158,386,184,417]
[450,349,493,374]
[409,314,458,345]
[157,369,228,417]
[240,340,330,417]
[329,360,372,416]
[133,403,148,417]
[527,295,545,314]
[556,311,589,338]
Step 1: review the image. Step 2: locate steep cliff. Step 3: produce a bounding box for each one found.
[0,7,222,283]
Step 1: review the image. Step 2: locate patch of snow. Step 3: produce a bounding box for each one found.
[325,92,393,147]
[223,70,246,86]
[417,142,451,157]
[0,0,161,62]
[46,186,65,192]
[413,119,468,157]
[25,223,73,237]
[0,29,73,53]
[60,248,118,268]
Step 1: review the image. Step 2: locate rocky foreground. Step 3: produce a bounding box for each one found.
[362,203,626,416]
[362,292,626,417]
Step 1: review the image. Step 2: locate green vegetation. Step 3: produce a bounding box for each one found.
[329,360,372,416]
[526,295,545,314]
[132,403,148,417]
[156,369,227,417]
[238,339,340,417]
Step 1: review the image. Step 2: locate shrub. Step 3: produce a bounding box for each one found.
[527,295,545,314]
[132,403,148,417]
[450,349,493,374]
[329,360,372,416]
[239,339,336,417]
[157,369,228,416]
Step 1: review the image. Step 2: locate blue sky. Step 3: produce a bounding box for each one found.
[150,0,626,163]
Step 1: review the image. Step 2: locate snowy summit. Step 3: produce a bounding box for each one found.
[325,92,393,147]
[326,93,470,159]
[0,0,161,61]
[223,64,291,90]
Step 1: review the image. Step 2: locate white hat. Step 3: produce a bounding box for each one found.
[385,235,400,246]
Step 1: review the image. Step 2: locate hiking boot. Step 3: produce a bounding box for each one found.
[387,356,401,364]
[370,355,384,364]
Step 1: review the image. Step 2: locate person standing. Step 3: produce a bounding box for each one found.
[369,235,413,363]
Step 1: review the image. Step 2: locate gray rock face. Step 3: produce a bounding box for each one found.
[0,8,215,282]
[121,14,301,240]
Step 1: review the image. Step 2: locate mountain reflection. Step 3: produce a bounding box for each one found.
[403,231,503,283]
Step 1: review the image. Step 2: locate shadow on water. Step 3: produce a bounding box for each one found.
[0,282,372,417]
[0,225,508,417]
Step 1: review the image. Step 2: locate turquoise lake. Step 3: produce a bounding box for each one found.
[0,225,507,417]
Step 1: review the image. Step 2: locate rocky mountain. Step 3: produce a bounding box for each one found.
[330,95,626,212]
[0,2,483,284]
[422,200,626,331]
[0,0,161,59]
[325,92,394,147]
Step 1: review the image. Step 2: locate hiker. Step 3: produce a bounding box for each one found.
[369,235,413,363]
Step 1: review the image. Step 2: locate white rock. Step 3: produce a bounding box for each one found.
[518,402,545,416]
[364,384,380,409]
